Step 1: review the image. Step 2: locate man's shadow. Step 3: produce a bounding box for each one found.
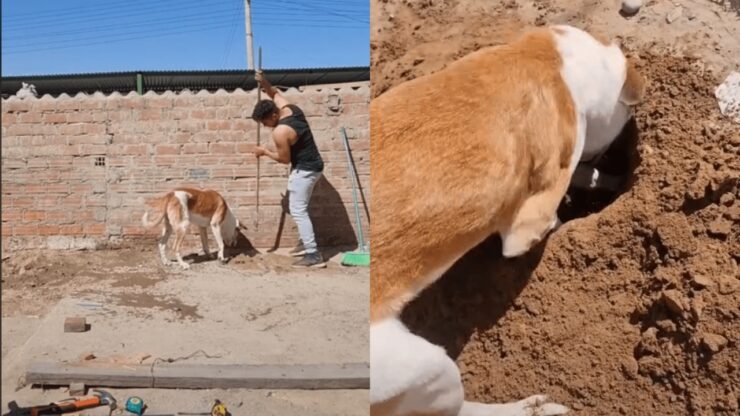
[263,176,361,261]
[310,176,361,260]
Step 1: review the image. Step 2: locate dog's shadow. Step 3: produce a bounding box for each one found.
[182,230,260,265]
[401,235,548,359]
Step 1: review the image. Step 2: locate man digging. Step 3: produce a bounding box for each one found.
[251,70,327,269]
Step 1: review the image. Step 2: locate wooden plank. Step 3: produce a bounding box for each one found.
[26,362,369,390]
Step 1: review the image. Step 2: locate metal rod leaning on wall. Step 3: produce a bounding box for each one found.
[255,47,262,230]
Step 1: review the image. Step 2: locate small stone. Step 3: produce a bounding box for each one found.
[661,290,685,314]
[701,333,728,353]
[708,217,732,237]
[690,273,713,288]
[69,382,85,396]
[621,0,642,16]
[666,6,683,23]
[64,317,87,333]
[620,356,639,379]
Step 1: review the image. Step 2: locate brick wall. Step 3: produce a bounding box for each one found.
[1,83,370,252]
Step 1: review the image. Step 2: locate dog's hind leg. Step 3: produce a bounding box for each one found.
[211,223,226,263]
[173,226,190,270]
[158,222,172,265]
[370,318,568,416]
[199,227,212,259]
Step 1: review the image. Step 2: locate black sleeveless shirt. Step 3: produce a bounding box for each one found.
[277,104,324,172]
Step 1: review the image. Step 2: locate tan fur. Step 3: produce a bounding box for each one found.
[369,28,577,321]
[620,57,647,105]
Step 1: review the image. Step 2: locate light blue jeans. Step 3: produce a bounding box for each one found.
[287,169,322,254]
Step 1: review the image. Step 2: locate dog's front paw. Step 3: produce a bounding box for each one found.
[179,262,191,270]
[516,395,569,416]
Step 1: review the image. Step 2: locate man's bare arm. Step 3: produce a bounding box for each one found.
[254,126,292,165]
[256,70,290,109]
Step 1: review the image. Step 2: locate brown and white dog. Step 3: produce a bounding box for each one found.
[370,25,646,416]
[141,188,244,269]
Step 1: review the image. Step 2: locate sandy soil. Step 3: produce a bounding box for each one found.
[1,241,369,415]
[372,0,739,415]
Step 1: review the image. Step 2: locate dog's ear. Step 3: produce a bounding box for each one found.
[619,57,646,105]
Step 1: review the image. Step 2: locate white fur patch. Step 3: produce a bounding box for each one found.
[370,318,464,414]
[173,191,191,227]
[552,25,633,165]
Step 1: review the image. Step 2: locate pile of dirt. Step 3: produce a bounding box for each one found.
[373,1,739,414]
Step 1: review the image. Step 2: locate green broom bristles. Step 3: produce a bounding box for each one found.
[341,250,370,267]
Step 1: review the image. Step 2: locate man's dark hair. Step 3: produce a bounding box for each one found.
[252,99,278,121]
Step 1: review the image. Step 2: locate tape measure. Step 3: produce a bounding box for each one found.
[125,396,144,415]
[211,399,227,416]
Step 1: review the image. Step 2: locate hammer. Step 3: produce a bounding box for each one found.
[4,389,116,416]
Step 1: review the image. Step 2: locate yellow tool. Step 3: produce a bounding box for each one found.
[210,400,227,416]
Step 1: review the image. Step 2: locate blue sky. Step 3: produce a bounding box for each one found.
[1,0,369,76]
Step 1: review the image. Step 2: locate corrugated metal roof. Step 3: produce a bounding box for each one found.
[0,67,369,98]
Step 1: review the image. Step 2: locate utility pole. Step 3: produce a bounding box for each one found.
[244,0,255,70]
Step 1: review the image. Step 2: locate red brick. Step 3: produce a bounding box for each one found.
[210,143,235,154]
[138,109,161,121]
[182,143,208,154]
[10,197,33,207]
[147,97,173,109]
[38,225,60,235]
[155,144,179,155]
[2,113,17,126]
[42,113,68,123]
[83,224,106,235]
[22,211,46,222]
[236,143,256,153]
[66,112,94,123]
[46,211,71,223]
[207,120,231,131]
[17,112,42,123]
[1,226,12,237]
[3,100,31,112]
[60,224,84,235]
[83,124,106,135]
[37,196,61,207]
[14,225,38,236]
[124,144,148,155]
[122,226,147,235]
[59,124,85,135]
[1,209,22,221]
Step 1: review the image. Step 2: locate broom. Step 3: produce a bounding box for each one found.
[340,127,370,267]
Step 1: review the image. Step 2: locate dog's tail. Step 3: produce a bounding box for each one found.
[141,195,169,228]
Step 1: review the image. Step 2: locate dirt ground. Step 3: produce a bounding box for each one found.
[372,0,739,415]
[1,240,369,415]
